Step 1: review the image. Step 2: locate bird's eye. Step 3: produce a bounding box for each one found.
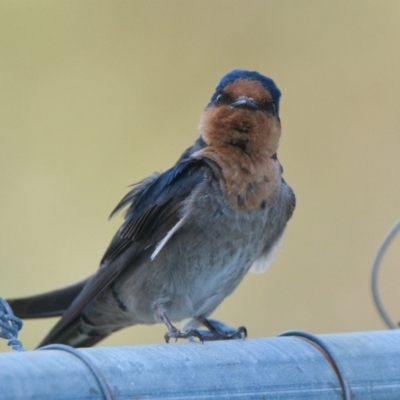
[215,92,232,105]
[260,101,277,116]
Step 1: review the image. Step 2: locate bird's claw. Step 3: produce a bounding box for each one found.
[164,327,204,343]
[201,325,247,341]
[185,319,248,342]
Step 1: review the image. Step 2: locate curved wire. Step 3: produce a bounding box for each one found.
[278,330,351,400]
[370,219,400,329]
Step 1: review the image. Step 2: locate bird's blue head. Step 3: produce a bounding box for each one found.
[211,70,281,104]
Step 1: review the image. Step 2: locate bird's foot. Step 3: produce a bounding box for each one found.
[159,309,204,343]
[186,318,247,342]
[202,325,247,341]
[164,327,203,343]
[159,309,246,343]
[202,318,247,341]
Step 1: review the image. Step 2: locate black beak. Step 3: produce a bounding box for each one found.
[230,98,259,111]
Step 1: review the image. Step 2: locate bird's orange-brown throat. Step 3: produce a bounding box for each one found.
[197,82,282,211]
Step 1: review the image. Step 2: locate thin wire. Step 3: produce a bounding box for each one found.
[0,297,25,351]
[370,219,400,329]
[278,330,351,400]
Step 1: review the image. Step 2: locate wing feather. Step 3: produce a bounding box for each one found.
[39,156,208,346]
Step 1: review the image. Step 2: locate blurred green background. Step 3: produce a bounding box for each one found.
[1,1,400,351]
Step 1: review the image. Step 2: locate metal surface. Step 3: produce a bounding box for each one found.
[0,330,399,399]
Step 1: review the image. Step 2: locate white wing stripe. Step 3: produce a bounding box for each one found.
[150,218,185,261]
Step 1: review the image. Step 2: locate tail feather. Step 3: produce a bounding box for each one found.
[7,278,89,319]
[68,333,109,348]
[37,318,110,348]
[8,277,117,348]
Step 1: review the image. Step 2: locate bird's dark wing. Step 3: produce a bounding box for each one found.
[101,135,208,265]
[38,157,209,346]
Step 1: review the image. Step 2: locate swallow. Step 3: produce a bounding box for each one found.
[8,69,295,347]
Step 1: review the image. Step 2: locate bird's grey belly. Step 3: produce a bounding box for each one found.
[87,182,289,330]
[113,197,274,325]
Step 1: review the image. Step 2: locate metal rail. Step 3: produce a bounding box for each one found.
[0,330,399,399]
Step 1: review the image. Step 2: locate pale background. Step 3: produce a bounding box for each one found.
[1,1,399,352]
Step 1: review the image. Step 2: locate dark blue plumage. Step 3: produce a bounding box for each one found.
[208,69,281,106]
[113,159,206,240]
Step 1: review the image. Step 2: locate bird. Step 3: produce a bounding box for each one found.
[8,69,295,348]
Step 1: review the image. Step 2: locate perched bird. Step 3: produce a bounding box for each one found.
[8,69,295,347]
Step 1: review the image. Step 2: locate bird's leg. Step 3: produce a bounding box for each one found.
[158,309,203,343]
[199,318,247,341]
